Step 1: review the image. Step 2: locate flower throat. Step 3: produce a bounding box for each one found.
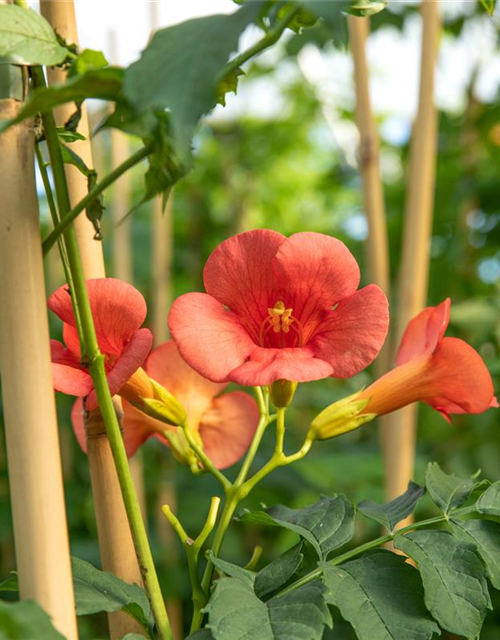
[259,300,304,348]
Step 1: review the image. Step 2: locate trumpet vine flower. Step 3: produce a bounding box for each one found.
[72,341,260,469]
[312,299,498,439]
[49,278,153,410]
[169,230,389,386]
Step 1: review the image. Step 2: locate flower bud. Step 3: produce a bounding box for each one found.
[162,428,204,471]
[309,391,376,440]
[126,376,187,427]
[270,379,297,408]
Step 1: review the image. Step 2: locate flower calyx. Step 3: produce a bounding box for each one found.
[309,391,376,440]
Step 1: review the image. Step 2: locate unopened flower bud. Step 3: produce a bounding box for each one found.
[139,379,187,426]
[309,391,376,440]
[162,428,203,470]
[270,379,297,408]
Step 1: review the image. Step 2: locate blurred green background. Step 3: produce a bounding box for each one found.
[1,2,500,638]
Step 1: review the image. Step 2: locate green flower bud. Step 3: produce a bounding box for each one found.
[309,391,376,440]
[270,379,297,408]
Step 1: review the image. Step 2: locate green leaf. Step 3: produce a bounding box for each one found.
[0,68,124,135]
[240,495,354,560]
[123,4,263,161]
[425,462,483,514]
[475,480,500,516]
[60,144,91,177]
[57,127,86,143]
[451,519,500,589]
[185,630,214,640]
[67,49,108,78]
[206,576,331,640]
[209,554,255,586]
[0,574,17,592]
[120,635,148,640]
[216,67,245,107]
[357,481,425,532]
[480,0,496,16]
[0,600,66,640]
[346,0,388,17]
[295,1,348,29]
[322,550,439,640]
[0,4,69,66]
[394,530,491,638]
[72,557,153,633]
[255,543,304,599]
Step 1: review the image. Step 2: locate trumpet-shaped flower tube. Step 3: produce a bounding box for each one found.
[49,278,153,410]
[169,230,389,386]
[74,341,260,469]
[311,299,498,440]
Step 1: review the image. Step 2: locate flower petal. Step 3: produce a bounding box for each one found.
[146,341,226,427]
[271,232,360,336]
[396,298,450,366]
[51,340,94,396]
[361,337,497,420]
[228,346,333,386]
[71,398,87,453]
[424,337,497,418]
[169,292,256,383]
[203,229,286,341]
[308,284,389,378]
[86,328,153,410]
[199,391,259,469]
[49,278,148,356]
[122,400,158,457]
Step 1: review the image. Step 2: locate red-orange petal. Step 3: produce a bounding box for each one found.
[395,299,450,366]
[198,391,259,469]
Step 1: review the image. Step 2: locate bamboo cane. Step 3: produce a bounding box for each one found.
[382,0,441,503]
[152,194,174,344]
[0,99,78,640]
[39,3,144,637]
[348,16,390,361]
[148,6,183,638]
[106,31,148,521]
[347,15,393,470]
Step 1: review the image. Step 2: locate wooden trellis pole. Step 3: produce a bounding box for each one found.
[382,0,441,503]
[39,2,144,637]
[347,16,391,373]
[107,31,147,520]
[0,98,78,640]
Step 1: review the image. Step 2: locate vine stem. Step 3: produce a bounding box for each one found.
[42,143,152,256]
[190,403,314,632]
[220,5,300,81]
[276,509,472,598]
[32,67,173,640]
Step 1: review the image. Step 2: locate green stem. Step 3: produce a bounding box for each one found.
[35,143,85,343]
[42,143,152,256]
[277,510,469,597]
[191,488,241,631]
[220,6,300,80]
[32,67,172,640]
[182,423,231,490]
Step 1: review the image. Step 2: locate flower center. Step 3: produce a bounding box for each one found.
[259,301,304,348]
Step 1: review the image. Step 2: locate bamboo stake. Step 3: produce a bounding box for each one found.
[147,7,183,638]
[382,0,441,503]
[347,15,393,470]
[106,31,148,521]
[152,194,174,343]
[39,3,144,637]
[0,99,78,640]
[348,15,390,369]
